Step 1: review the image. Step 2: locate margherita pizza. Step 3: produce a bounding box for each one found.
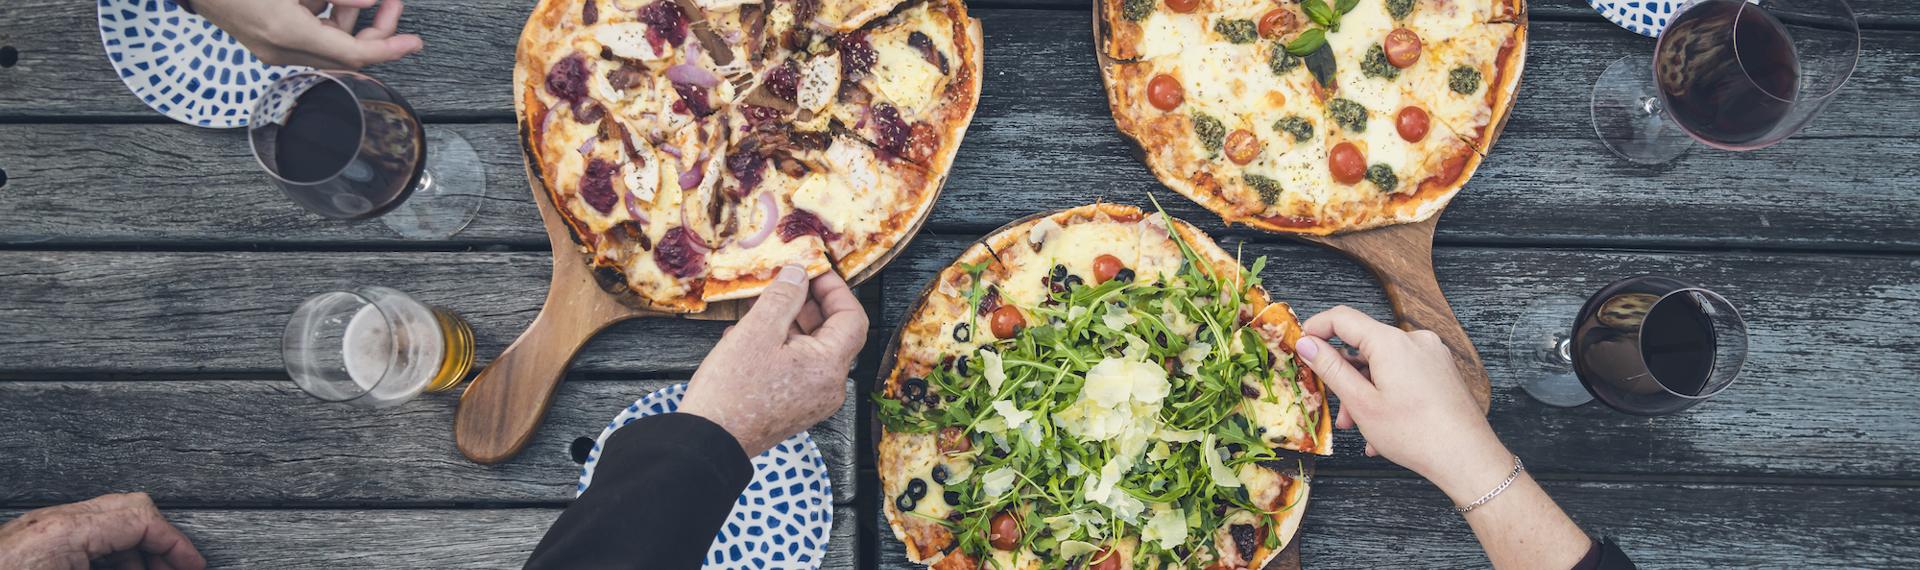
[514,0,982,312]
[877,203,1333,570]
[1099,0,1526,235]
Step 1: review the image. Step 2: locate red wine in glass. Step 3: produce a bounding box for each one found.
[249,71,487,238]
[1512,276,1748,415]
[1655,0,1800,149]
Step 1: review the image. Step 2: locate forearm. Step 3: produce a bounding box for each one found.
[1429,444,1591,570]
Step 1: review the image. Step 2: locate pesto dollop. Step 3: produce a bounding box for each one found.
[1123,0,1155,22]
[1269,41,1302,75]
[1244,174,1285,205]
[1193,112,1226,157]
[1385,0,1415,20]
[1214,19,1258,44]
[1273,116,1314,142]
[1449,65,1484,95]
[1361,44,1401,80]
[1327,98,1367,133]
[1366,163,1399,193]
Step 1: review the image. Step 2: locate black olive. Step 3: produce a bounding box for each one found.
[896,492,917,511]
[1115,268,1135,283]
[1256,427,1267,435]
[932,464,950,484]
[954,355,971,375]
[982,343,1000,354]
[1063,275,1085,289]
[1240,383,1261,399]
[1050,264,1069,282]
[1213,504,1228,516]
[1227,443,1245,456]
[953,322,971,342]
[1231,523,1258,560]
[907,478,928,500]
[902,378,929,402]
[943,490,961,505]
[947,510,965,522]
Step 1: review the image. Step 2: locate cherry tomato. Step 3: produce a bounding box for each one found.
[1396,106,1430,142]
[936,426,971,454]
[1258,8,1298,39]
[1164,0,1199,14]
[1092,254,1125,284]
[1147,74,1185,111]
[1089,547,1123,570]
[988,512,1022,551]
[1225,129,1261,165]
[1385,28,1423,68]
[1330,142,1366,185]
[989,305,1025,339]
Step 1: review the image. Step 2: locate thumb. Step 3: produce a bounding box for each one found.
[735,265,811,343]
[1295,335,1375,402]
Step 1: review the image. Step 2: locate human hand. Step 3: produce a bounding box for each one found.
[190,0,424,70]
[0,492,205,570]
[1294,306,1514,504]
[679,265,869,457]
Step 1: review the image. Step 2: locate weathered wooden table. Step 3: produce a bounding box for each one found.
[2,0,1917,567]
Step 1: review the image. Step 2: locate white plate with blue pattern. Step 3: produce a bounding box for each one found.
[1589,0,1759,37]
[577,383,833,570]
[96,0,310,128]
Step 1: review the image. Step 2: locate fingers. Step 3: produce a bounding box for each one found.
[62,494,204,570]
[1294,335,1376,403]
[357,0,405,41]
[300,0,332,16]
[327,5,363,31]
[734,265,812,345]
[1334,402,1355,430]
[1301,305,1403,353]
[806,269,868,357]
[793,298,825,335]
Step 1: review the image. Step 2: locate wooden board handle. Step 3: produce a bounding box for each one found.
[455,303,606,465]
[1372,251,1493,413]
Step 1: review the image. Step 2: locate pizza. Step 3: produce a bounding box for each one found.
[514,0,982,312]
[876,203,1333,570]
[1099,0,1527,235]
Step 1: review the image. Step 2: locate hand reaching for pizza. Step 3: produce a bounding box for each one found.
[0,492,206,570]
[679,265,869,457]
[187,0,424,70]
[1292,306,1515,505]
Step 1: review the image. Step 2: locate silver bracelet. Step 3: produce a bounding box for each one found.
[1454,455,1524,514]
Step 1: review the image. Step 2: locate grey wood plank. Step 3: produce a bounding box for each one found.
[875,478,1920,570]
[4,22,1919,249]
[0,250,728,375]
[0,505,858,570]
[0,379,857,505]
[878,235,1920,479]
[977,0,1920,28]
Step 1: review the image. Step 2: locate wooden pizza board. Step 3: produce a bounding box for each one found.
[454,119,945,467]
[1089,0,1530,418]
[873,208,1319,566]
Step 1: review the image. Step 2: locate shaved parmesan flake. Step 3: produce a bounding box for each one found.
[983,349,1007,393]
[1147,440,1171,462]
[1084,358,1135,408]
[1203,434,1242,488]
[1179,341,1212,377]
[1105,491,1146,523]
[981,466,1017,498]
[993,400,1033,430]
[1154,426,1205,442]
[1102,303,1138,330]
[1059,540,1099,558]
[1030,217,1062,248]
[1141,504,1189,550]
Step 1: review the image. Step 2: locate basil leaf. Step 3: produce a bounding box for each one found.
[1335,0,1360,15]
[1283,27,1327,56]
[1305,42,1338,87]
[1303,0,1337,27]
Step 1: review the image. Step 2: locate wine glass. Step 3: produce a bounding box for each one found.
[248,70,486,239]
[1591,0,1859,164]
[284,286,475,408]
[1510,276,1748,416]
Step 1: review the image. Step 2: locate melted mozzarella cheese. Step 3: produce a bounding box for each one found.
[797,52,842,113]
[868,37,944,114]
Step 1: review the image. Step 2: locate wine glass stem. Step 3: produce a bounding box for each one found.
[1555,336,1573,364]
[416,167,436,194]
[1642,96,1664,117]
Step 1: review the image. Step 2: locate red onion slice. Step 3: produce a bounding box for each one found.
[577,136,597,156]
[685,38,705,64]
[665,64,720,88]
[678,162,705,189]
[738,192,779,249]
[623,190,650,224]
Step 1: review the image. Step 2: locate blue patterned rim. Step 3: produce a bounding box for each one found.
[96,0,310,128]
[1589,0,1762,37]
[578,383,833,570]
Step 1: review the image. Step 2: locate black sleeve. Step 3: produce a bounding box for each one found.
[523,413,752,570]
[1571,538,1639,570]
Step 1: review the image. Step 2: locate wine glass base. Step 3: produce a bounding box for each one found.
[383,129,486,239]
[1591,55,1694,165]
[1509,295,1595,407]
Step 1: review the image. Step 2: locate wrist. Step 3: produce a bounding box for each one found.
[1427,438,1518,505]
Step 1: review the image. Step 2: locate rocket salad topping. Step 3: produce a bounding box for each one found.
[876,212,1313,569]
